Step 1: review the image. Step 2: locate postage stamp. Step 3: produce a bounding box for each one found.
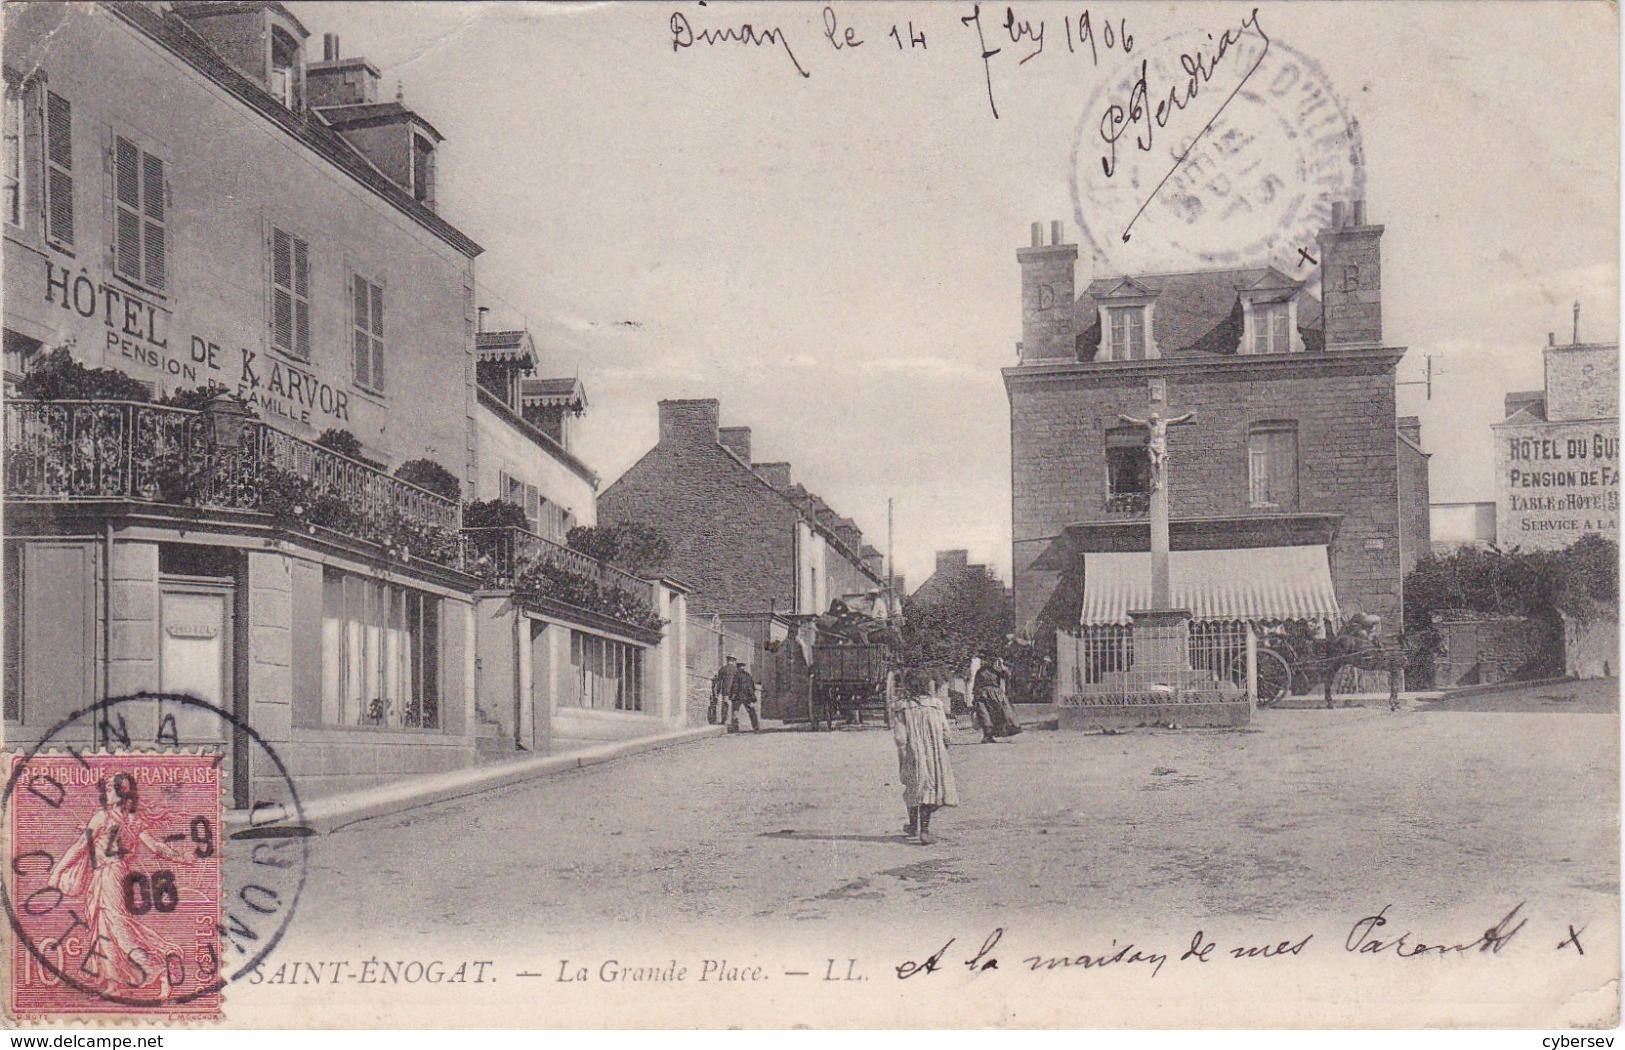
[5,751,225,1019]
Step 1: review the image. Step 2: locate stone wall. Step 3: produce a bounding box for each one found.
[1010,351,1409,634]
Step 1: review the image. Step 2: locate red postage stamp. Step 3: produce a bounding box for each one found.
[5,752,224,1020]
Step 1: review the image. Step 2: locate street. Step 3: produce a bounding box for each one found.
[224,687,1620,1027]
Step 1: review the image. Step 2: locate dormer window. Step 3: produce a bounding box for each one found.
[411,133,435,207]
[270,27,302,110]
[1251,302,1291,355]
[1106,305,1147,360]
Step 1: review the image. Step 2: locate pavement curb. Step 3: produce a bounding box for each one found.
[228,725,727,835]
[1439,676,1577,701]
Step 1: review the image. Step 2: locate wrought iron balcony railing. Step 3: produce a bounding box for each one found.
[4,399,461,567]
[462,526,662,631]
[1104,491,1150,516]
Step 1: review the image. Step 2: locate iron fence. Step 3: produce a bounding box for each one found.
[1058,619,1254,703]
[4,398,460,565]
[462,525,658,609]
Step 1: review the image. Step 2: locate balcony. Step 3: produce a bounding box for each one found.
[1104,492,1150,517]
[4,398,461,567]
[462,526,664,636]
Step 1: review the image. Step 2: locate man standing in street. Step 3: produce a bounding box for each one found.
[729,660,761,733]
[710,656,739,726]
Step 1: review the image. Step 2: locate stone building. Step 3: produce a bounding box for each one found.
[2,2,688,803]
[1004,206,1430,697]
[597,399,886,715]
[1493,336,1619,550]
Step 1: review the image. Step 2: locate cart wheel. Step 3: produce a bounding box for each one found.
[1230,649,1292,706]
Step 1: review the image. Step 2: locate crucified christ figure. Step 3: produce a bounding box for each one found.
[1117,410,1195,492]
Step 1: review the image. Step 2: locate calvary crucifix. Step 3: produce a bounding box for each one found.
[1118,392,1196,610]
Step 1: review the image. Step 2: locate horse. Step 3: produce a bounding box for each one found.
[1294,618,1413,710]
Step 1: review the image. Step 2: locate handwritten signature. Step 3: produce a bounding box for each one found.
[1098,7,1270,243]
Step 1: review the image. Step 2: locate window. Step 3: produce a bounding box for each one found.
[1250,301,1292,355]
[113,135,165,290]
[352,274,384,390]
[569,631,645,712]
[1106,306,1147,360]
[1247,422,1299,510]
[44,90,71,246]
[1105,425,1151,512]
[411,134,435,207]
[269,28,302,110]
[500,472,541,535]
[270,228,311,357]
[4,82,23,228]
[320,569,440,728]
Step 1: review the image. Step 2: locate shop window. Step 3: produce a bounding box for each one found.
[1105,425,1151,512]
[352,274,385,391]
[1248,422,1300,510]
[1250,301,1292,355]
[113,135,166,291]
[1105,305,1147,360]
[44,90,71,247]
[569,631,645,712]
[320,569,440,729]
[4,543,21,722]
[271,228,311,358]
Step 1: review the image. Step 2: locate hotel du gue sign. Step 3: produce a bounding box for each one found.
[1497,420,1621,550]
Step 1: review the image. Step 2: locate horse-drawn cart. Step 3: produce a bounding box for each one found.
[1227,617,1416,708]
[808,640,893,730]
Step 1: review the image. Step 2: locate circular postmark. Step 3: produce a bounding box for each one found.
[2,693,310,1016]
[1070,13,1365,276]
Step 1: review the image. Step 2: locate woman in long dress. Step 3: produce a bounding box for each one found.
[48,773,197,997]
[972,656,1023,743]
[890,668,959,845]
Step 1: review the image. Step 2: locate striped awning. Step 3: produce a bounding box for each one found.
[1080,546,1341,626]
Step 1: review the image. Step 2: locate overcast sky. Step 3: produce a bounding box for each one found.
[289,1,1618,587]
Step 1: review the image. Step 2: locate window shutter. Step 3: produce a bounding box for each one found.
[352,274,371,387]
[293,236,309,355]
[369,280,385,388]
[141,151,165,289]
[525,485,541,533]
[43,90,71,245]
[272,229,293,350]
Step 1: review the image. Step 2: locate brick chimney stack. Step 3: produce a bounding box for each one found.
[1017,219,1078,362]
[718,426,752,462]
[658,399,720,447]
[1316,198,1384,348]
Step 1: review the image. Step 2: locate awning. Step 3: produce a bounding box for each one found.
[1080,546,1341,626]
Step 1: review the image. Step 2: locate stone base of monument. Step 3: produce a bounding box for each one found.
[1056,691,1252,731]
[1058,608,1254,730]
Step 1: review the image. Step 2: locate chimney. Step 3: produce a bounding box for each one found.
[657,398,720,447]
[476,306,489,334]
[1017,219,1078,363]
[718,426,752,462]
[306,51,381,108]
[1316,199,1383,348]
[1396,415,1422,448]
[753,462,792,490]
[935,549,970,574]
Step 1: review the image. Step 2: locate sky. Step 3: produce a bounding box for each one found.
[288,1,1619,587]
